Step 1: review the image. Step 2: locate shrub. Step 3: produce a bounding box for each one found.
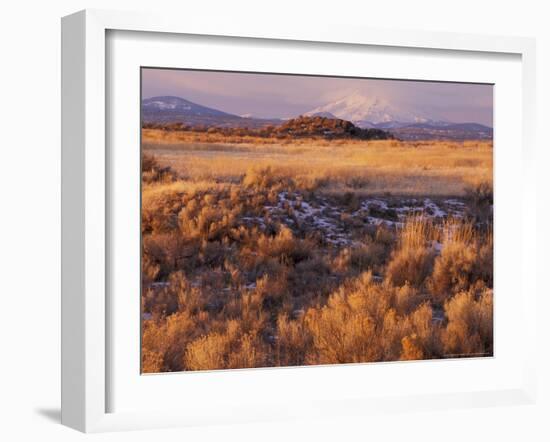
[304,272,394,364]
[393,282,426,316]
[256,226,311,265]
[305,294,377,364]
[142,153,177,183]
[400,335,424,360]
[184,324,268,371]
[142,184,186,234]
[441,288,493,358]
[428,221,492,303]
[386,247,435,288]
[170,271,201,313]
[184,332,230,370]
[141,311,198,372]
[333,242,387,274]
[141,271,202,317]
[142,232,194,277]
[276,314,312,366]
[400,303,441,359]
[385,217,436,288]
[465,182,493,222]
[227,332,267,369]
[243,166,289,190]
[142,254,160,285]
[303,270,444,364]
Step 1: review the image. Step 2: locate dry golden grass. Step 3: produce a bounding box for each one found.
[428,222,493,304]
[143,130,492,196]
[442,288,493,357]
[140,130,493,373]
[141,212,494,372]
[385,217,436,288]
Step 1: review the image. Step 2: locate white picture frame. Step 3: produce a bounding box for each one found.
[61,9,537,433]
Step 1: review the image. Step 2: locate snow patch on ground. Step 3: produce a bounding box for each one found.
[238,192,469,247]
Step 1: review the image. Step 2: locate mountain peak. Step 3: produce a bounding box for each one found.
[305,91,440,125]
[142,96,194,110]
[142,96,236,118]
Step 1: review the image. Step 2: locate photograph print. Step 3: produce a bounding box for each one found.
[140,68,493,373]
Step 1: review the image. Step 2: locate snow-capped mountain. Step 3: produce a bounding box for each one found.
[141,94,491,140]
[142,96,235,117]
[305,91,444,127]
[141,96,283,128]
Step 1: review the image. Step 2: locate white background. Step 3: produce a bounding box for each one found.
[0,0,548,441]
[109,30,524,414]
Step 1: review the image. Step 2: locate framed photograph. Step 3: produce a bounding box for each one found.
[61,9,537,432]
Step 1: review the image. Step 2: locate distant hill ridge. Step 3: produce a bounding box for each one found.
[142,95,492,140]
[142,96,234,117]
[276,115,393,139]
[143,115,394,140]
[142,95,281,128]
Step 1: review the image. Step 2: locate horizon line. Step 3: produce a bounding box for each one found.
[141,94,494,128]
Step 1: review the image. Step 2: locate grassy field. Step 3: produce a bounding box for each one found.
[142,129,492,196]
[141,130,493,373]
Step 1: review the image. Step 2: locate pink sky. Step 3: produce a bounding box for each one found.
[142,68,493,126]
